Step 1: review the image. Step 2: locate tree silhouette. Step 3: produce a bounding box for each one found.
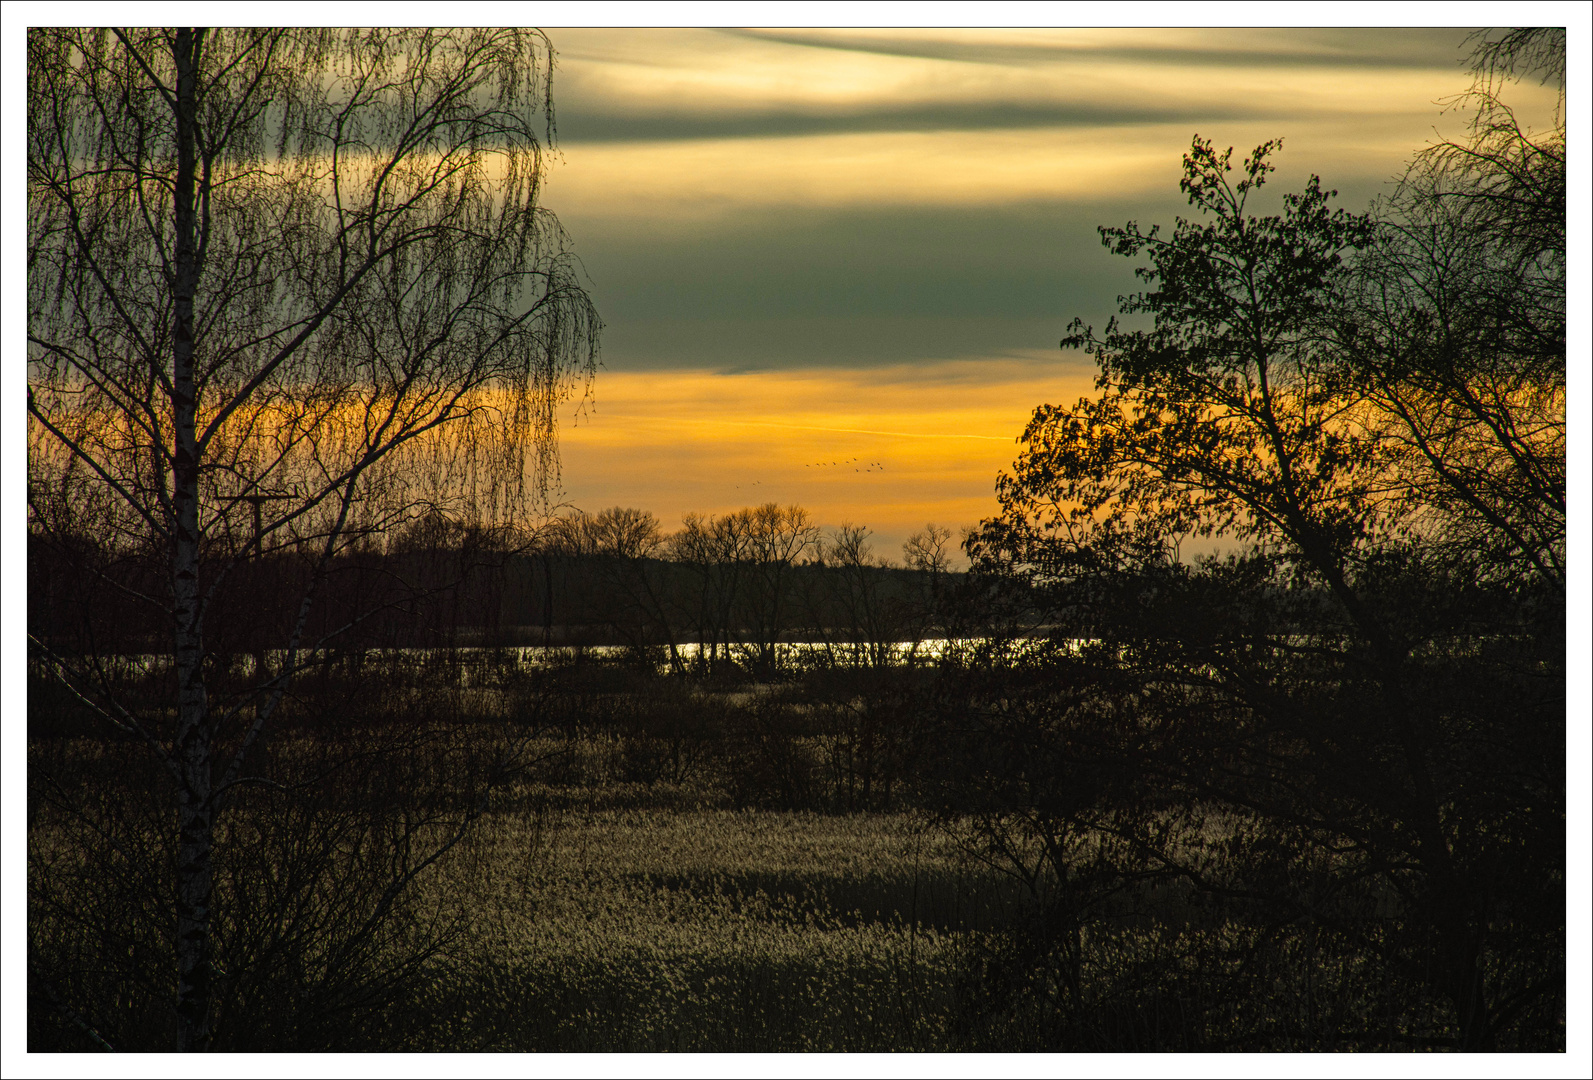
[966,40,1563,1043]
[1340,27,1565,590]
[27,27,599,1050]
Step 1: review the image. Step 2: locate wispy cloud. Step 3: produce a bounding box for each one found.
[718,27,1477,71]
[550,27,1489,143]
[543,27,1539,221]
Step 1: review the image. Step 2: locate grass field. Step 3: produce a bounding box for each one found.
[406,801,1034,1051]
[28,720,1029,1052]
[28,655,1564,1052]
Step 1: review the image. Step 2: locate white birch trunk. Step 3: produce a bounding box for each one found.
[170,28,214,1053]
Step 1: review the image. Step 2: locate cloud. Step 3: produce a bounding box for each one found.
[718,27,1477,72]
[565,200,1151,318]
[541,107,1505,222]
[593,315,1099,372]
[537,27,1540,229]
[540,27,1559,228]
[550,27,1479,139]
[544,123,1350,220]
[548,177,1404,370]
[548,198,1150,368]
[552,100,1265,144]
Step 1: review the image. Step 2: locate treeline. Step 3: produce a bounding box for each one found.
[27,502,964,681]
[507,507,963,676]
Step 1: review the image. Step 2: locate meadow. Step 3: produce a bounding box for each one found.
[29,641,1563,1053]
[419,802,981,1051]
[28,653,1011,1052]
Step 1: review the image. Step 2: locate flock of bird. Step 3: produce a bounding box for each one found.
[734,457,887,490]
[805,457,885,473]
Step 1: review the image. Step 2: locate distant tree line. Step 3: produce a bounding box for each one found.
[528,506,957,675]
[28,501,960,683]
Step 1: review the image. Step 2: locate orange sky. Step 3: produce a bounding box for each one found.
[557,356,1098,561]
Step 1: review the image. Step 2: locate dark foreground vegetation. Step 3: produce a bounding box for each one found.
[30,612,1564,1051]
[29,27,1563,1054]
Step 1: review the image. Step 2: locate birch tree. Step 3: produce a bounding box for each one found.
[27,27,599,1050]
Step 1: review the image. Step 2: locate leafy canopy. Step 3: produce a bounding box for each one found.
[977,137,1382,587]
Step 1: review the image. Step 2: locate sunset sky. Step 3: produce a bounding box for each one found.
[534,24,1565,562]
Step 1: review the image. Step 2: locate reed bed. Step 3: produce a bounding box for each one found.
[405,807,1023,1051]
